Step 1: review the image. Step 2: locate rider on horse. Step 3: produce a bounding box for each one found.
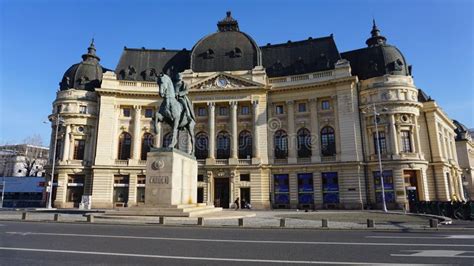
[173,73,195,122]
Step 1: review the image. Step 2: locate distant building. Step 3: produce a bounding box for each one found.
[454,121,474,200]
[0,176,46,208]
[0,144,49,177]
[48,12,465,209]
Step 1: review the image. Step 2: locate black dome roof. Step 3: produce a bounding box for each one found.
[60,40,105,91]
[191,12,262,72]
[341,20,411,80]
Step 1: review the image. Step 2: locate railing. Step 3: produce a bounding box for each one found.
[118,81,158,88]
[274,158,288,164]
[119,81,136,87]
[115,159,128,166]
[238,159,251,165]
[268,70,333,85]
[297,157,311,164]
[215,159,228,165]
[321,156,336,162]
[138,160,147,165]
[410,201,473,220]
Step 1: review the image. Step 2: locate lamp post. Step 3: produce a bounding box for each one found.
[0,175,5,208]
[372,103,388,212]
[46,113,63,209]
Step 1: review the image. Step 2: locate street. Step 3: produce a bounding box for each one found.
[0,221,473,265]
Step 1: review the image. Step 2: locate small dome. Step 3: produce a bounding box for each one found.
[60,39,104,91]
[191,11,262,72]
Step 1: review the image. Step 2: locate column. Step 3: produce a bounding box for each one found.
[154,122,162,148]
[207,102,216,161]
[413,115,422,157]
[252,100,260,161]
[389,114,399,157]
[62,125,71,161]
[132,105,141,160]
[206,171,213,205]
[309,98,320,162]
[230,101,238,162]
[287,100,297,163]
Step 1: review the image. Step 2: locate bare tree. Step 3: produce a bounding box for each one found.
[23,134,44,146]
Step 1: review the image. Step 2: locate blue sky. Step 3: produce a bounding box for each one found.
[0,0,472,145]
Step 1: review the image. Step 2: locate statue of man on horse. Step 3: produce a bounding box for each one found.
[153,73,196,155]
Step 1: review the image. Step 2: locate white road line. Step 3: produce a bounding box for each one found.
[0,246,431,265]
[368,235,474,240]
[5,232,474,247]
[391,250,474,258]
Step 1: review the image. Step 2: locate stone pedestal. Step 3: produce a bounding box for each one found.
[145,148,197,207]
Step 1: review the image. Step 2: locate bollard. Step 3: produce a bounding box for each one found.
[280,218,286,228]
[367,219,375,228]
[322,219,328,228]
[54,214,60,222]
[429,219,438,228]
[21,212,28,220]
[86,214,94,223]
[197,217,204,226]
[159,216,165,225]
[238,218,244,227]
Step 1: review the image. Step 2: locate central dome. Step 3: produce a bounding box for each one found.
[191,11,262,72]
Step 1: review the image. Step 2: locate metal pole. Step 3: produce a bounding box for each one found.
[373,104,387,212]
[47,113,60,209]
[0,177,5,208]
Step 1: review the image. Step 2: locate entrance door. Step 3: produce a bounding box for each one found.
[404,170,419,211]
[214,178,229,208]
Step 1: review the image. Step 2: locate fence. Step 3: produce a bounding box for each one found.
[410,201,474,220]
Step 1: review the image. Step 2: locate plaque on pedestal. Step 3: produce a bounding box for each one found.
[145,147,197,207]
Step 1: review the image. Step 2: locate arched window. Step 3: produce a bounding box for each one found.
[163,132,173,148]
[238,130,252,159]
[195,132,208,159]
[118,132,132,160]
[321,126,336,156]
[274,130,288,159]
[216,131,230,159]
[297,128,312,158]
[141,133,154,160]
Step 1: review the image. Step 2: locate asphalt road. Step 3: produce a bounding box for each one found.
[0,221,473,265]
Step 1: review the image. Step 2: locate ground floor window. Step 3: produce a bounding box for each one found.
[297,173,313,204]
[113,175,129,204]
[197,187,204,203]
[322,172,339,203]
[67,175,84,204]
[373,170,395,203]
[274,174,289,204]
[240,187,251,208]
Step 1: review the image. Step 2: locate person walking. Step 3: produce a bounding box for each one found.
[234,197,240,210]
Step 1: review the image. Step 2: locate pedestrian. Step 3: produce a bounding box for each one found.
[234,197,240,210]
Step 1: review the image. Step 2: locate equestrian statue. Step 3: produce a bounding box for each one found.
[153,73,196,155]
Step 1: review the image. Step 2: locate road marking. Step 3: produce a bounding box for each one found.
[6,232,474,247]
[0,246,431,265]
[392,250,474,258]
[368,235,474,240]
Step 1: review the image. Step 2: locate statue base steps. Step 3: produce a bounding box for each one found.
[103,204,222,217]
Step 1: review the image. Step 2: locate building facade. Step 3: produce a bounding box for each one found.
[0,144,49,177]
[48,12,465,209]
[454,121,474,200]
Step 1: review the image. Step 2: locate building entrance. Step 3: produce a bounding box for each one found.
[214,178,229,208]
[404,170,419,211]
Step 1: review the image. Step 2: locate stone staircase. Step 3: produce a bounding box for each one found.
[101,203,222,217]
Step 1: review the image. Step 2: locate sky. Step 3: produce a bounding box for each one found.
[0,0,473,146]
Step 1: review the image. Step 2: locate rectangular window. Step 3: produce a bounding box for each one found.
[79,105,87,114]
[145,108,153,118]
[113,175,129,203]
[373,131,387,154]
[298,103,307,112]
[123,108,131,117]
[137,175,146,185]
[56,105,62,113]
[197,174,204,182]
[298,173,313,204]
[219,106,228,116]
[322,172,339,203]
[274,174,289,204]
[275,105,284,115]
[197,187,204,203]
[67,175,84,203]
[55,139,62,160]
[73,140,85,160]
[321,100,330,110]
[241,106,250,115]
[198,107,207,116]
[240,174,250,182]
[401,130,412,152]
[373,170,395,203]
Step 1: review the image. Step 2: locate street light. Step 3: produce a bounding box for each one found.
[45,113,64,209]
[363,103,388,213]
[0,174,5,208]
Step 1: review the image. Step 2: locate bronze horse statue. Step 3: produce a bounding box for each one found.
[153,73,196,155]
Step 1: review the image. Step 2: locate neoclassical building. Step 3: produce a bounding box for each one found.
[48,12,465,209]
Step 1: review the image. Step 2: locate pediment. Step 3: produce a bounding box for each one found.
[189,72,265,90]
